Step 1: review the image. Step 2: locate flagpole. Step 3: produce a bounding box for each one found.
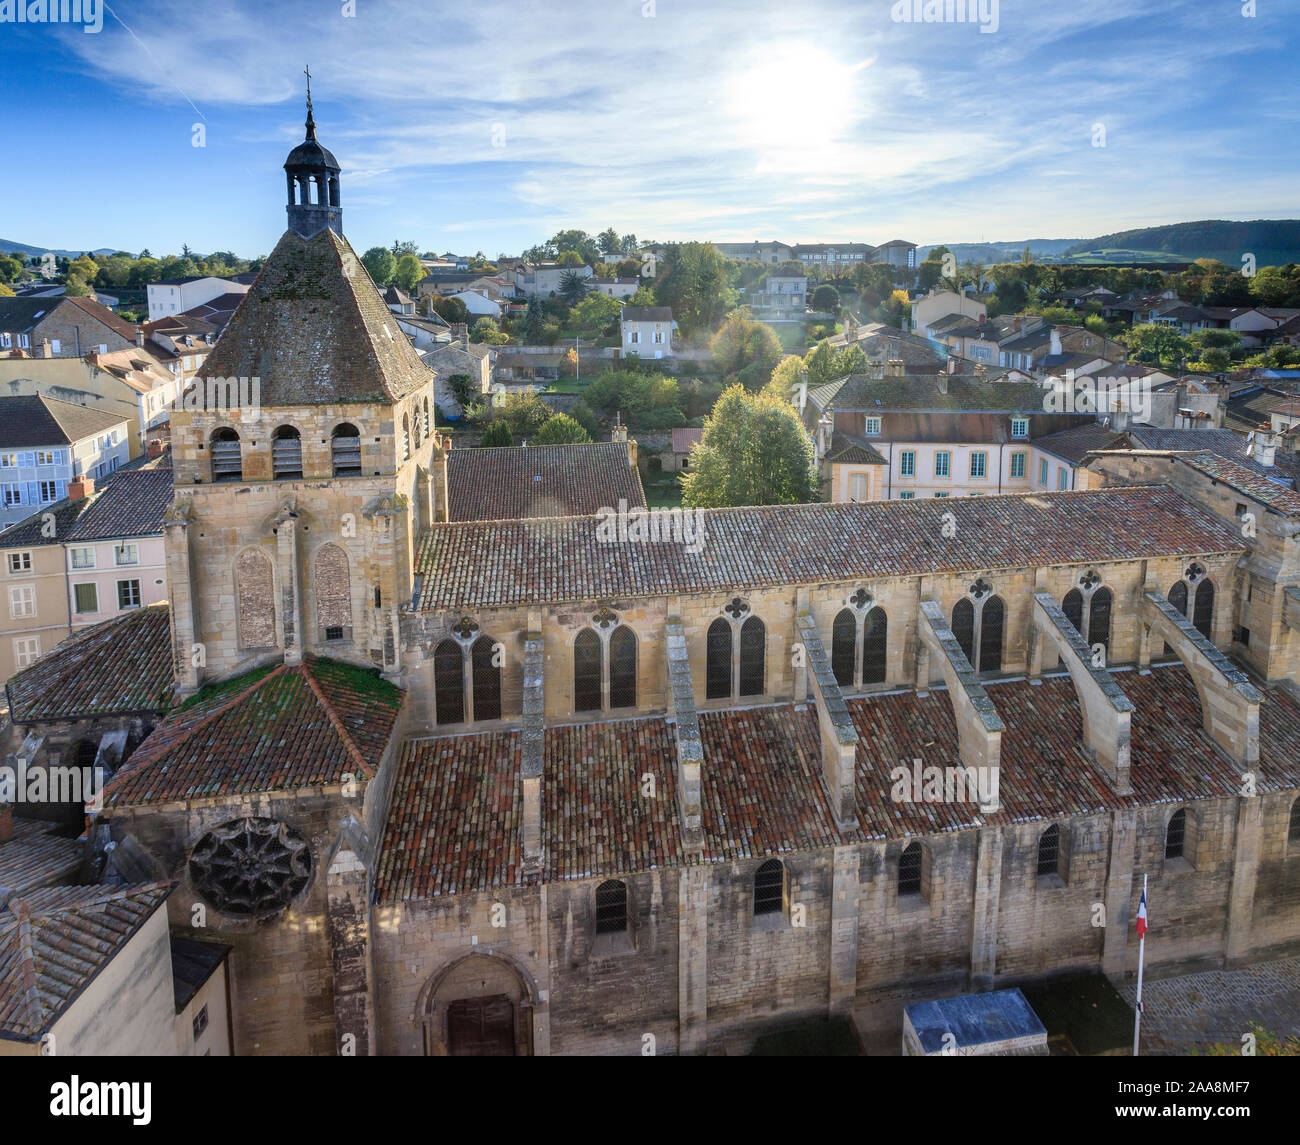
[1133,873,1147,1056]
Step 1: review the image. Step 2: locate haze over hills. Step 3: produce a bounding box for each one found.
[0,239,120,259]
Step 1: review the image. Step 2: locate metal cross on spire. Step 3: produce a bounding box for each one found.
[303,65,316,139]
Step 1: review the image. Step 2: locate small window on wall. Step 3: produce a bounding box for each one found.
[1039,458,1048,486]
[898,842,925,900]
[1165,809,1187,861]
[969,452,987,478]
[74,583,98,613]
[1011,418,1028,438]
[864,417,882,436]
[899,450,916,477]
[595,879,628,934]
[753,859,785,918]
[1010,452,1026,479]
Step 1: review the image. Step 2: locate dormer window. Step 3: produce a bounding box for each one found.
[1011,418,1028,438]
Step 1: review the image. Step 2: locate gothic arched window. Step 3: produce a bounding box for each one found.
[1062,588,1084,635]
[1165,809,1187,860]
[831,608,856,687]
[235,549,275,648]
[471,635,501,721]
[979,596,1004,673]
[899,842,923,897]
[952,598,975,665]
[609,625,637,709]
[314,543,351,641]
[1193,579,1214,640]
[1037,823,1060,877]
[574,629,602,714]
[1089,587,1112,654]
[862,606,888,684]
[738,616,765,697]
[705,618,732,700]
[1169,580,1188,616]
[434,638,464,725]
[595,879,628,934]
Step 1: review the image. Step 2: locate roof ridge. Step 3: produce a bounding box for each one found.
[300,659,376,779]
[100,663,287,800]
[9,899,46,1032]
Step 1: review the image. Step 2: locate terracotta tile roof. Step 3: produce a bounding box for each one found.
[413,486,1246,610]
[5,604,174,723]
[807,375,1045,413]
[0,394,127,448]
[374,732,523,902]
[199,228,434,405]
[61,295,140,343]
[373,719,682,903]
[102,658,402,808]
[0,819,85,897]
[372,666,1300,901]
[446,442,646,522]
[0,882,173,1041]
[698,706,844,858]
[1175,451,1300,515]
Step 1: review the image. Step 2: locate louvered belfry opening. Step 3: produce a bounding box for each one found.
[210,427,242,482]
[331,422,362,475]
[272,425,303,479]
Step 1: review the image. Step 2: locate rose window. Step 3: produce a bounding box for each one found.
[189,817,312,916]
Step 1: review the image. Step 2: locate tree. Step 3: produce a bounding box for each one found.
[532,413,592,445]
[803,340,836,386]
[831,344,869,377]
[654,242,736,337]
[64,275,92,297]
[362,246,396,286]
[446,373,479,412]
[569,400,602,440]
[393,253,425,292]
[0,257,21,283]
[522,295,546,342]
[681,385,818,508]
[391,240,419,257]
[620,233,638,254]
[556,250,586,268]
[597,228,621,256]
[471,317,509,345]
[1123,323,1191,368]
[571,292,622,333]
[811,283,842,315]
[428,295,471,325]
[558,269,590,306]
[494,390,553,438]
[480,421,513,447]
[761,354,806,403]
[710,312,783,386]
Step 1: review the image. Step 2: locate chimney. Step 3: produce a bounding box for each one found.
[135,328,145,349]
[38,339,51,359]
[937,373,948,395]
[450,321,469,347]
[946,355,959,375]
[1257,432,1278,468]
[146,439,165,459]
[887,358,904,378]
[1050,326,1062,356]
[67,476,94,502]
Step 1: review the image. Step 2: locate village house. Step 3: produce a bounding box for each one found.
[146,275,250,321]
[620,305,675,358]
[0,295,140,360]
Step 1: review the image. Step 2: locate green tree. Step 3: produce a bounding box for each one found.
[391,240,419,257]
[811,283,841,315]
[569,400,602,440]
[480,421,513,447]
[558,269,590,306]
[1123,323,1191,368]
[471,317,509,345]
[494,390,553,438]
[571,292,622,333]
[532,413,592,445]
[710,312,783,385]
[681,385,818,508]
[654,242,736,337]
[0,257,21,283]
[393,253,425,292]
[362,246,396,286]
[446,373,479,412]
[803,339,836,385]
[597,228,621,255]
[831,344,869,377]
[556,250,586,267]
[522,295,546,342]
[761,354,806,403]
[428,295,471,325]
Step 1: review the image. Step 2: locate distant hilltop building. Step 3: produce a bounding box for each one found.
[712,239,916,270]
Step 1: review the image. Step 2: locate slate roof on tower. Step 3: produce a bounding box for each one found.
[198,227,435,405]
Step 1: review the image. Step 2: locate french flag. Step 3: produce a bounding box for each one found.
[1135,887,1148,939]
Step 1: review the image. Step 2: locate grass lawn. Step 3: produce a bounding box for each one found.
[773,323,808,353]
[545,379,588,394]
[642,470,684,509]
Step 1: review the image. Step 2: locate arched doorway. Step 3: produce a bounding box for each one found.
[420,953,537,1057]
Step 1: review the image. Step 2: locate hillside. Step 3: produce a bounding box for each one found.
[1061,220,1300,267]
[0,238,120,258]
[917,239,1082,264]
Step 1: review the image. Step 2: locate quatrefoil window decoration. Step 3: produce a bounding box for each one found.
[592,606,618,629]
[848,587,873,611]
[724,596,750,620]
[1079,569,1101,592]
[969,577,992,600]
[452,616,480,641]
[1185,562,1206,583]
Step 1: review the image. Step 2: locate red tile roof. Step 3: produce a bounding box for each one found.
[414,486,1246,610]
[102,658,402,808]
[5,604,174,723]
[445,442,646,522]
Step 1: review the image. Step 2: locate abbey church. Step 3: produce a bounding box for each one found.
[6,106,1300,1057]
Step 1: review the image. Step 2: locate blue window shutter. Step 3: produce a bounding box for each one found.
[55,480,67,500]
[25,482,38,505]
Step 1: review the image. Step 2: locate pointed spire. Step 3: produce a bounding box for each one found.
[304,64,316,140]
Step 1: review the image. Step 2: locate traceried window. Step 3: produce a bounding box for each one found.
[1169,580,1189,617]
[1289,798,1300,844]
[1193,579,1214,640]
[738,616,765,697]
[574,629,602,713]
[979,595,1004,672]
[608,625,638,709]
[1062,588,1083,635]
[1089,587,1112,654]
[706,617,732,699]
[753,859,784,916]
[862,607,888,684]
[189,817,312,917]
[471,636,502,721]
[951,598,975,665]
[434,637,465,725]
[831,608,856,687]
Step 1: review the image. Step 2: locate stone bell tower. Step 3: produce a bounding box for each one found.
[284,66,342,239]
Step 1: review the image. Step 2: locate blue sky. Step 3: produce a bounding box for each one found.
[0,0,1295,259]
